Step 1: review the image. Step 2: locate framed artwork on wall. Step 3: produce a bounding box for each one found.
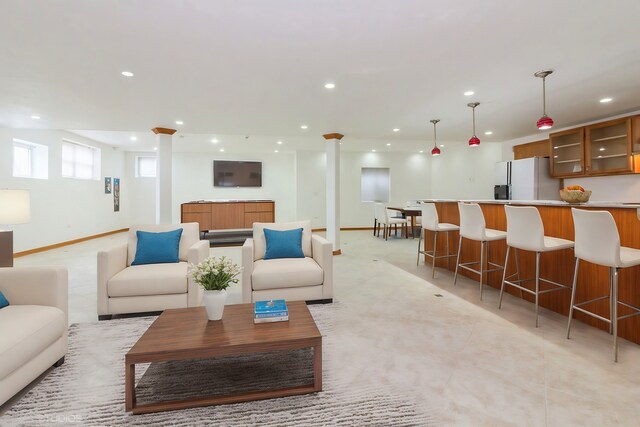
[104,177,112,194]
[113,178,120,212]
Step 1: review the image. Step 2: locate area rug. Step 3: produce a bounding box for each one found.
[3,303,438,426]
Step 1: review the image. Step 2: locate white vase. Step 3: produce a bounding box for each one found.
[202,289,227,320]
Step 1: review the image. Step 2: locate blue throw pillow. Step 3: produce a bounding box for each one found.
[264,228,304,260]
[0,291,9,309]
[131,228,183,266]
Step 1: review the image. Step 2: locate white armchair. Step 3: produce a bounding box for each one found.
[242,221,333,304]
[0,266,68,406]
[97,223,209,320]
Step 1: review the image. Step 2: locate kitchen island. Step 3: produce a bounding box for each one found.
[421,199,640,345]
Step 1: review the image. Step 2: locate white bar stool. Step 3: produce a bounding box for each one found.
[567,208,640,362]
[454,203,506,300]
[416,203,459,278]
[498,205,574,327]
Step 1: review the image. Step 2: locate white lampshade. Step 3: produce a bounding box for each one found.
[0,189,31,224]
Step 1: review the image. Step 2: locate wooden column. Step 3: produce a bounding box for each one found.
[323,133,344,255]
[151,127,176,224]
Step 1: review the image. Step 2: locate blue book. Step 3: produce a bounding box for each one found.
[255,311,289,318]
[255,299,288,315]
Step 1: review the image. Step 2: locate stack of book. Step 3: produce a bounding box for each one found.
[254,299,289,324]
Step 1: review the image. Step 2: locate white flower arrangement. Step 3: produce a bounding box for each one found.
[189,256,241,291]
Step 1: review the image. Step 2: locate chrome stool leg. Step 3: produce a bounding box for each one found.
[446,231,451,270]
[613,268,619,362]
[535,251,541,328]
[515,248,523,298]
[416,228,423,266]
[608,267,613,335]
[499,246,511,309]
[566,258,580,339]
[454,236,462,285]
[432,231,438,278]
[479,241,485,300]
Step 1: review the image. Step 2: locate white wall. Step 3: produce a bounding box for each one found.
[430,142,503,200]
[0,129,127,252]
[295,150,434,228]
[126,151,299,225]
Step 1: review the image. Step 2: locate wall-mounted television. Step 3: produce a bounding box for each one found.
[213,160,262,187]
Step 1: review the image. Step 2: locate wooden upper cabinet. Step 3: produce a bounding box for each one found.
[549,128,585,178]
[585,117,633,175]
[513,139,550,160]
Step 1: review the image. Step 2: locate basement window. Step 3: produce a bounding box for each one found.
[136,156,157,178]
[61,139,101,180]
[361,167,390,202]
[12,139,49,179]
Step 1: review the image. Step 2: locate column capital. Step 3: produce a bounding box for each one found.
[152,127,177,135]
[323,133,344,141]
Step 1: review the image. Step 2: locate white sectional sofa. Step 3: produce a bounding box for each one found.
[0,266,68,407]
[242,221,333,303]
[97,223,209,320]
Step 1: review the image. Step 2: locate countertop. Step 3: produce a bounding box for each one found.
[419,199,640,209]
[185,199,274,203]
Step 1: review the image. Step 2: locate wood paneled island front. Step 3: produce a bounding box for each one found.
[423,200,640,345]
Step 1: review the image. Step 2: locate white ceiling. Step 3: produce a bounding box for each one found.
[2,0,640,151]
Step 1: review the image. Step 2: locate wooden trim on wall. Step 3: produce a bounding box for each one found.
[311,227,374,232]
[14,228,129,258]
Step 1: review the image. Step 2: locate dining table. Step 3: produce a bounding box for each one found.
[386,206,422,238]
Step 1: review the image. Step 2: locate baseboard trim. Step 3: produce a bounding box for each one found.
[312,227,374,232]
[14,228,129,258]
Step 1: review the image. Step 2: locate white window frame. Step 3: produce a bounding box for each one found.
[61,139,101,180]
[361,167,391,203]
[12,138,49,179]
[135,155,157,178]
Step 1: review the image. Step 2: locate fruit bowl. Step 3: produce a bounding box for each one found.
[559,189,592,203]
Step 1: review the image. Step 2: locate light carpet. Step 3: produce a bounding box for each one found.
[3,303,438,426]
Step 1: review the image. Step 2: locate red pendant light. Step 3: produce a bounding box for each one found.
[467,102,480,147]
[430,119,441,156]
[535,70,554,130]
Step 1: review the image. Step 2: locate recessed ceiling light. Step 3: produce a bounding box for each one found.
[277,140,283,145]
[130,136,137,141]
[419,150,424,153]
[464,90,475,96]
[30,115,40,120]
[599,97,613,103]
[597,155,603,158]
[211,138,218,143]
[386,143,391,146]
[439,144,445,148]
[274,150,279,153]
[371,149,376,152]
[153,147,158,151]
[599,147,606,151]
[484,131,493,135]
[553,146,559,149]
[393,128,400,132]
[324,82,336,89]
[553,155,558,158]
[121,71,134,77]
[300,125,308,129]
[175,120,183,125]
[219,148,225,152]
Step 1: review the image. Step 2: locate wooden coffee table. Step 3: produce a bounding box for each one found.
[125,301,322,414]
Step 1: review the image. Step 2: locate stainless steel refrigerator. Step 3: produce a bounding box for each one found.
[494,157,560,200]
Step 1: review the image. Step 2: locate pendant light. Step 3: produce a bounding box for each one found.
[467,102,480,147]
[535,70,554,130]
[430,119,441,156]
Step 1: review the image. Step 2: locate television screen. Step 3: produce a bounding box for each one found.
[213,160,262,187]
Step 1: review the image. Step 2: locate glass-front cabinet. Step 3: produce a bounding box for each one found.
[549,117,634,178]
[550,128,585,177]
[585,118,633,175]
